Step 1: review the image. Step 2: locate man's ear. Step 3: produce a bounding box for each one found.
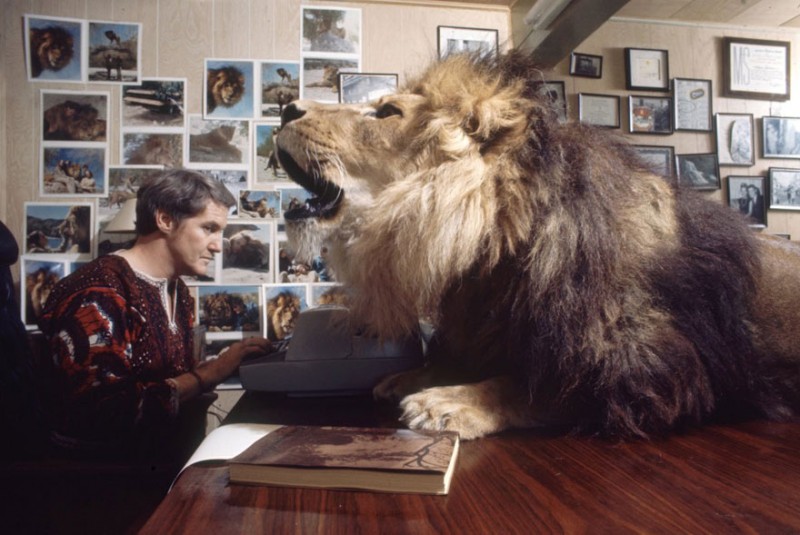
[154,209,175,234]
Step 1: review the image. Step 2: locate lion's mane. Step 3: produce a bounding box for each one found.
[281,52,800,438]
[206,66,245,113]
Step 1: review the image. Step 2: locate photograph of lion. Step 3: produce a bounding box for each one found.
[22,259,65,327]
[265,287,307,341]
[205,60,253,118]
[274,51,800,441]
[26,16,81,81]
[42,91,108,142]
[302,57,358,103]
[198,286,261,333]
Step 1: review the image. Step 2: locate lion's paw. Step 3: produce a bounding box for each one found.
[399,385,507,440]
[373,368,433,402]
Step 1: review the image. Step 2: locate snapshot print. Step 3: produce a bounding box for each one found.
[87,21,141,83]
[41,90,108,142]
[25,15,84,82]
[302,57,359,103]
[122,132,183,168]
[239,190,281,220]
[41,146,107,197]
[260,61,300,118]
[253,123,287,184]
[310,283,350,308]
[187,115,250,166]
[222,223,273,284]
[194,169,249,216]
[204,59,255,119]
[727,176,766,228]
[264,284,309,341]
[99,165,161,223]
[198,285,262,335]
[24,202,93,255]
[21,258,67,328]
[302,7,361,55]
[278,237,335,284]
[121,78,186,129]
[339,73,397,104]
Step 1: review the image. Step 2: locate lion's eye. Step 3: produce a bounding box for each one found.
[375,104,402,119]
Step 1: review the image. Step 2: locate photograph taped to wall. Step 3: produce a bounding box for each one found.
[204,59,256,119]
[727,176,767,228]
[629,95,672,134]
[302,57,359,103]
[99,165,162,223]
[260,61,300,118]
[239,190,281,220]
[24,201,93,256]
[673,78,712,132]
[762,116,800,159]
[437,26,498,59]
[24,14,86,83]
[41,145,108,197]
[198,284,262,337]
[715,113,754,166]
[632,145,675,178]
[20,257,68,329]
[41,89,109,143]
[277,235,336,284]
[768,167,800,210]
[339,73,398,104]
[122,131,183,168]
[676,153,720,190]
[193,169,249,216]
[253,123,288,184]
[302,6,361,55]
[121,78,186,130]
[264,283,310,341]
[187,115,250,167]
[88,20,141,83]
[222,222,274,284]
[578,93,619,128]
[310,283,350,308]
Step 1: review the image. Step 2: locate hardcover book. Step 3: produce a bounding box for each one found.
[228,425,460,495]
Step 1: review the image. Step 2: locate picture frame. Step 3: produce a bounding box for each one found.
[338,72,398,104]
[569,52,602,78]
[676,153,721,190]
[673,78,712,132]
[715,113,755,166]
[762,116,800,159]
[723,37,790,101]
[628,95,672,134]
[578,93,619,128]
[768,167,800,210]
[632,145,675,178]
[534,81,567,123]
[727,176,767,228]
[437,26,498,59]
[624,48,669,91]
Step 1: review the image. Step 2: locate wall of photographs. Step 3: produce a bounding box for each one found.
[547,18,800,239]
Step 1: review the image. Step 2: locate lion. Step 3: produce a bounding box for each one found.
[29,26,74,78]
[56,205,91,253]
[306,65,340,92]
[207,66,246,113]
[274,51,800,441]
[266,292,301,341]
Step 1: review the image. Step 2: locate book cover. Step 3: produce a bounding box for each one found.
[228,425,460,495]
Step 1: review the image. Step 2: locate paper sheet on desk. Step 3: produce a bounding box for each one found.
[170,423,283,491]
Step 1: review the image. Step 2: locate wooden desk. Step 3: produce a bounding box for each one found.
[140,392,800,534]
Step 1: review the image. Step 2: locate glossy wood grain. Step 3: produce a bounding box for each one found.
[140,393,800,534]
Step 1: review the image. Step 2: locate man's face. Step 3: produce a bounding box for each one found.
[163,201,228,278]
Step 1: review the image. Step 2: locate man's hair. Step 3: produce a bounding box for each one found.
[135,169,236,235]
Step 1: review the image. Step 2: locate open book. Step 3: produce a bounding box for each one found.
[228,425,460,495]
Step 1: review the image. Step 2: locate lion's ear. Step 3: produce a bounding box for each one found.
[464,87,528,147]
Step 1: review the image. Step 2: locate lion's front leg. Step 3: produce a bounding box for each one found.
[373,365,440,402]
[398,376,539,440]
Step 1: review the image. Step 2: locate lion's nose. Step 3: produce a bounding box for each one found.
[281,103,306,127]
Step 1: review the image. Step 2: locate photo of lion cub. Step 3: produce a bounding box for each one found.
[275,51,800,440]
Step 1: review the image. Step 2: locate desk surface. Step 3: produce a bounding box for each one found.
[140,392,800,534]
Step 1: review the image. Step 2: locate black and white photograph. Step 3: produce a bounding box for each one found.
[41,146,107,197]
[673,78,712,132]
[339,73,398,104]
[629,95,672,134]
[437,26,498,59]
[121,78,186,129]
[20,258,67,329]
[24,202,93,255]
[632,145,675,177]
[302,6,361,55]
[264,284,309,341]
[625,47,669,91]
[570,52,602,78]
[302,57,359,103]
[727,176,767,228]
[87,20,141,83]
[260,61,300,118]
[715,113,754,166]
[41,90,108,142]
[187,115,250,166]
[25,14,85,82]
[198,285,262,335]
[204,59,255,119]
[578,93,619,128]
[762,116,800,159]
[221,223,273,284]
[534,81,567,123]
[676,153,721,190]
[768,167,800,210]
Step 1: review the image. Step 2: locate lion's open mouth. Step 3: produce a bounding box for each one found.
[277,148,344,221]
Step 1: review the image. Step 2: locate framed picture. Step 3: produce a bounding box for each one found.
[629,95,672,134]
[723,37,790,101]
[569,52,602,78]
[632,145,675,177]
[676,153,721,190]
[762,116,800,159]
[768,167,800,210]
[727,176,767,228]
[673,78,712,132]
[715,113,754,166]
[338,73,398,104]
[624,48,669,91]
[534,81,567,123]
[437,26,498,59]
[578,93,619,128]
